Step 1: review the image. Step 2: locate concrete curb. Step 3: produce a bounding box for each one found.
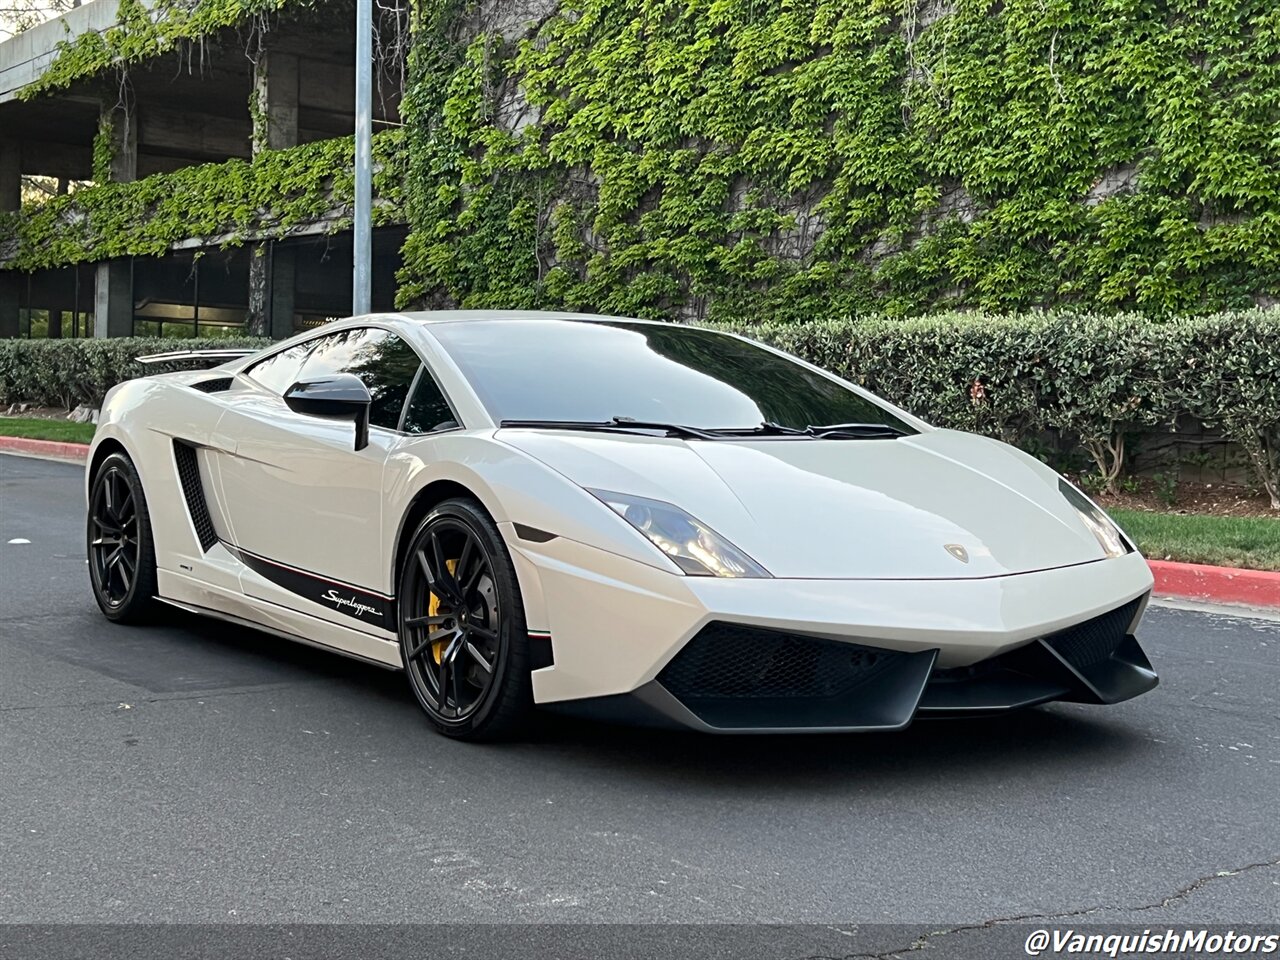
[1,437,1276,608]
[1149,559,1280,609]
[0,436,90,462]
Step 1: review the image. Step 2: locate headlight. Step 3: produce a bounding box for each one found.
[1058,479,1132,559]
[587,489,771,578]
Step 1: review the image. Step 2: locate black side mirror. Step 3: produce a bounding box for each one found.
[284,374,372,451]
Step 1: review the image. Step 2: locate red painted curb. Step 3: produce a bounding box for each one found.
[0,436,90,462]
[1149,559,1280,609]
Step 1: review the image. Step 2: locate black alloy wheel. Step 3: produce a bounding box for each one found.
[88,451,159,622]
[398,498,532,740]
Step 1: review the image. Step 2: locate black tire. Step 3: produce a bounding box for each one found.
[87,451,160,624]
[397,497,533,741]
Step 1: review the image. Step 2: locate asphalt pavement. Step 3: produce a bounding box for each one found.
[1,453,1277,936]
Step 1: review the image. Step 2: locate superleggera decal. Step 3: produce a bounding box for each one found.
[225,543,395,631]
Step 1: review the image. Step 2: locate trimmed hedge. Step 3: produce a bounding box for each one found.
[0,337,270,411]
[0,310,1276,507]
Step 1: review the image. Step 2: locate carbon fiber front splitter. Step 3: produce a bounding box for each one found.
[545,601,1159,734]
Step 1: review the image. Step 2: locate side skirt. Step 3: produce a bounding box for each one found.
[157,569,403,669]
[223,542,396,632]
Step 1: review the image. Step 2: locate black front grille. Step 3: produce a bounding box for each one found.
[190,376,234,393]
[659,623,900,701]
[1044,598,1142,670]
[173,440,218,551]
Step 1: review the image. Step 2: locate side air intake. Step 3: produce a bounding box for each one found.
[190,376,234,393]
[173,440,218,551]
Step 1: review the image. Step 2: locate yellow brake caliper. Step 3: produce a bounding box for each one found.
[429,559,458,664]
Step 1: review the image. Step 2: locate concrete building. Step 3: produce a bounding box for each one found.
[0,0,407,340]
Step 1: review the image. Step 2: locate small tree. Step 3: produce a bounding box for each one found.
[1027,314,1162,495]
[1167,313,1280,510]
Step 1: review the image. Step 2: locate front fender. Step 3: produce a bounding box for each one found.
[381,432,684,621]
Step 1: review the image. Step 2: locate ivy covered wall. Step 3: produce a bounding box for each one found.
[0,131,406,271]
[1,0,405,273]
[397,0,1280,321]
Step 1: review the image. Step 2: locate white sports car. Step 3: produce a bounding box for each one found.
[86,311,1158,739]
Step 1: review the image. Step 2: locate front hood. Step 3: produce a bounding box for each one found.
[498,429,1109,579]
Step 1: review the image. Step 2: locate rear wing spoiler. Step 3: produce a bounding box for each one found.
[135,348,258,366]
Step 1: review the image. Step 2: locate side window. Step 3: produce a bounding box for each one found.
[403,367,459,434]
[296,327,420,431]
[244,341,314,394]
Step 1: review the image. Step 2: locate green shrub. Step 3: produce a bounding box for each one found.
[0,337,269,410]
[1156,312,1280,510]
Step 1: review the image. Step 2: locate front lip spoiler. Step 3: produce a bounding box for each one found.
[917,632,1158,715]
[545,625,1158,734]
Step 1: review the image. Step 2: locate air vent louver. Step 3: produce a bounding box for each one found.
[173,441,218,551]
[190,377,234,393]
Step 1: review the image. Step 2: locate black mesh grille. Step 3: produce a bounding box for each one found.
[1044,598,1142,670]
[173,441,218,551]
[658,623,900,701]
[190,377,233,393]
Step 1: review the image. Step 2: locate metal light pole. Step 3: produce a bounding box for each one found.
[352,0,373,316]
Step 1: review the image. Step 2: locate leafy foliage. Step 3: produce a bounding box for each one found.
[397,0,1280,319]
[0,131,406,271]
[16,0,320,100]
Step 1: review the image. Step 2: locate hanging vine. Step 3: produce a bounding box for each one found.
[0,130,407,271]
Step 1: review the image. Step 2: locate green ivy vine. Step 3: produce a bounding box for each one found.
[18,0,322,100]
[0,130,406,270]
[396,0,1280,320]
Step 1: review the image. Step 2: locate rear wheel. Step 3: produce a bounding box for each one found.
[87,451,160,623]
[398,498,532,740]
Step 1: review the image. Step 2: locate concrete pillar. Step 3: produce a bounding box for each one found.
[247,245,268,337]
[247,51,300,338]
[94,260,133,338]
[92,104,136,339]
[270,244,296,340]
[0,141,19,212]
[252,51,300,153]
[98,101,137,184]
[0,145,17,337]
[0,273,19,339]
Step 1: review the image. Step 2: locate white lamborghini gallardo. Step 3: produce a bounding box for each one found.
[86,311,1158,739]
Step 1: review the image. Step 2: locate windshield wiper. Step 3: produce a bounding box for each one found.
[806,422,910,439]
[499,418,723,440]
[500,418,908,441]
[703,421,809,437]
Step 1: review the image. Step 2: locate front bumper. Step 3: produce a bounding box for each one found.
[508,533,1157,732]
[548,596,1157,733]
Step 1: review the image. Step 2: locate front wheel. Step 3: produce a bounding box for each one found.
[397,498,533,741]
[87,451,160,623]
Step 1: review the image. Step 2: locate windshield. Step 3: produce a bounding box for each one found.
[429,319,916,434]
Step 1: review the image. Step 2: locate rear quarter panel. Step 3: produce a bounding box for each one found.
[90,376,230,578]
